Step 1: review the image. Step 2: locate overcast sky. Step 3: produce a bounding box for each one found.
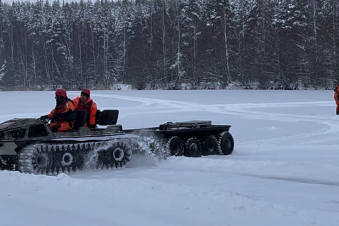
[2,0,78,4]
[3,0,40,3]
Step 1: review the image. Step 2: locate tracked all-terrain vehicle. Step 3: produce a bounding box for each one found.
[0,110,234,175]
[0,110,134,174]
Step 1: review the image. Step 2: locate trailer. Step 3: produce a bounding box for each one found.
[125,120,234,157]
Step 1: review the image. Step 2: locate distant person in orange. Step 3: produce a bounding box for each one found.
[334,84,339,115]
[39,89,76,132]
[73,88,98,128]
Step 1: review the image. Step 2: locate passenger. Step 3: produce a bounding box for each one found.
[73,88,98,128]
[334,84,339,115]
[39,89,76,132]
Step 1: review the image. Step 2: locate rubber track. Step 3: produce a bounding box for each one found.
[18,140,132,175]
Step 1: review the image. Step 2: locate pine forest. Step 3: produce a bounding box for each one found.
[0,0,338,90]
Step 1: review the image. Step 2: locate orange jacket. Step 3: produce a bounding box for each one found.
[334,85,339,106]
[73,96,98,126]
[48,99,76,121]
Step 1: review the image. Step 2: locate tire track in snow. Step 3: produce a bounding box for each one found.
[252,175,339,187]
[67,93,339,215]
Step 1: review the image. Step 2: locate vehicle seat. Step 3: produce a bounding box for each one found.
[96,110,119,125]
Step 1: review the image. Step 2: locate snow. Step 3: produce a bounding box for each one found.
[0,90,338,226]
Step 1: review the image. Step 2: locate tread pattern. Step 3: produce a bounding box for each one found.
[18,140,132,175]
[217,131,234,155]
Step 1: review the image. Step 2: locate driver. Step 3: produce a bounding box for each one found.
[40,89,76,132]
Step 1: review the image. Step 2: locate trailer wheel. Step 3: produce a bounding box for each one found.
[166,136,184,156]
[184,137,202,157]
[202,135,218,155]
[218,132,234,155]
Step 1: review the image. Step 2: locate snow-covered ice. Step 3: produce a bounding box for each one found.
[0,90,338,226]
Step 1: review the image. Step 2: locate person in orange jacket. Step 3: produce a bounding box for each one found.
[334,84,339,115]
[39,89,76,132]
[73,88,98,128]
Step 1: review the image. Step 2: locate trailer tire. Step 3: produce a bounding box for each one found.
[202,135,218,155]
[218,132,234,155]
[166,136,184,156]
[184,137,202,157]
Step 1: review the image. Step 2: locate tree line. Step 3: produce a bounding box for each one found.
[0,0,338,90]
